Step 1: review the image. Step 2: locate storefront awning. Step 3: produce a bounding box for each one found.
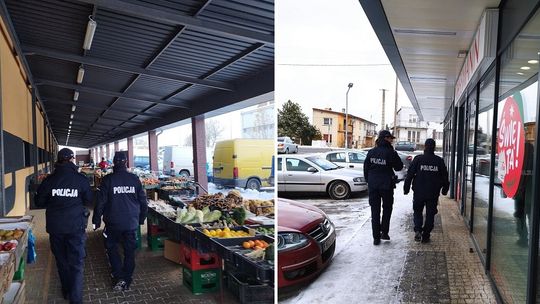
[359,0,500,123]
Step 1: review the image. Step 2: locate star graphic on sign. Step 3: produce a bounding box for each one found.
[509,104,515,117]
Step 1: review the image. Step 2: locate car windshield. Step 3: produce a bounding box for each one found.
[306,156,340,170]
[277,138,285,142]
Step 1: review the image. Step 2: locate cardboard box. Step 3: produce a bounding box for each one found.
[163,239,182,265]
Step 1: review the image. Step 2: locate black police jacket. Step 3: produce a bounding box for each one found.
[404,151,450,201]
[35,162,93,234]
[93,166,148,231]
[363,140,404,190]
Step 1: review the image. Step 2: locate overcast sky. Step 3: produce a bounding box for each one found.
[276,0,412,128]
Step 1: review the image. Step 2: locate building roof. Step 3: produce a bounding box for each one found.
[2,0,274,148]
[312,107,378,126]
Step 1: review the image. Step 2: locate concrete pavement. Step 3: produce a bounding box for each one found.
[280,193,497,304]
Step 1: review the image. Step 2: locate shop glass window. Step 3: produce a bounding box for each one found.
[492,12,540,302]
[472,69,495,259]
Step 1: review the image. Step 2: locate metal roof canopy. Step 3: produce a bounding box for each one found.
[1,0,274,148]
[359,0,500,123]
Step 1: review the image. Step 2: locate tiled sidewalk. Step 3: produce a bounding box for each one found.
[24,209,238,304]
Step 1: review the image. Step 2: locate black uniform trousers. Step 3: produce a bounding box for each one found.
[49,232,86,304]
[104,228,137,285]
[368,187,394,239]
[413,198,438,237]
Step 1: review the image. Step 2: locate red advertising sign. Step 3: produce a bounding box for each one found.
[497,96,525,198]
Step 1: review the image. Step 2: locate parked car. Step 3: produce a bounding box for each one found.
[278,136,299,154]
[213,139,273,190]
[277,154,367,199]
[278,198,336,288]
[355,148,409,181]
[322,150,367,171]
[133,155,149,170]
[162,146,194,177]
[395,141,416,152]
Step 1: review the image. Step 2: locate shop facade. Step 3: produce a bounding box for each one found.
[445,1,540,302]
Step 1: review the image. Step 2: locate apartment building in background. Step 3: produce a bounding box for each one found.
[312,108,378,148]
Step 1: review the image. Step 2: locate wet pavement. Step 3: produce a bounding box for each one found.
[24,209,238,304]
[279,190,497,304]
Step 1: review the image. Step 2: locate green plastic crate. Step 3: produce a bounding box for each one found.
[136,226,142,250]
[13,256,25,280]
[182,267,220,295]
[148,235,168,251]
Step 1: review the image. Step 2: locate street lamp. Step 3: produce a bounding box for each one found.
[345,83,353,148]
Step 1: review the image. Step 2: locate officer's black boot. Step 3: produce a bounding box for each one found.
[414,231,422,242]
[373,238,381,245]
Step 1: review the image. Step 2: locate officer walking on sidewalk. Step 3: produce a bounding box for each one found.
[36,148,93,304]
[403,138,449,243]
[92,151,148,291]
[364,130,404,245]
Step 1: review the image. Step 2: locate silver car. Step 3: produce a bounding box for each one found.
[277,154,368,200]
[277,136,299,154]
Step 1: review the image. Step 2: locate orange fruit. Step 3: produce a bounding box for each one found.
[243,241,251,249]
[248,240,255,247]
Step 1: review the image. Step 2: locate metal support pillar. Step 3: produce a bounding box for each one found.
[148,130,158,172]
[127,137,134,168]
[192,115,208,190]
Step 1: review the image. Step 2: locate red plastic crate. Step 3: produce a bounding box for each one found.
[148,224,166,236]
[180,243,222,271]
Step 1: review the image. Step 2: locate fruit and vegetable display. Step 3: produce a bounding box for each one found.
[141,177,160,186]
[201,227,253,238]
[0,241,17,252]
[243,199,274,216]
[191,190,244,211]
[148,199,177,219]
[242,239,270,250]
[253,227,274,235]
[176,206,222,224]
[243,242,274,261]
[0,229,24,241]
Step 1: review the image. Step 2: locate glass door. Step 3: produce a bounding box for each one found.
[463,90,478,225]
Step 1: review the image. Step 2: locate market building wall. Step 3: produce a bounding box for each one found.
[1,18,53,216]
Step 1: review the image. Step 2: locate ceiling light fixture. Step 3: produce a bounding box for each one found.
[83,16,97,50]
[521,66,531,70]
[72,105,77,112]
[457,50,468,58]
[517,72,524,75]
[73,91,79,101]
[69,121,72,125]
[528,59,539,64]
[77,65,85,84]
[70,114,74,119]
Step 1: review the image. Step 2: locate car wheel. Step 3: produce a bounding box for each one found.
[328,181,350,200]
[179,170,190,177]
[246,178,261,191]
[285,147,289,154]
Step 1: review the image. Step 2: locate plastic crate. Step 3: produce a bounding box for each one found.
[196,226,256,254]
[179,243,221,271]
[148,224,166,237]
[12,256,25,281]
[182,267,220,295]
[226,271,274,304]
[232,249,274,284]
[180,223,211,253]
[148,235,168,251]
[244,225,275,240]
[210,234,273,263]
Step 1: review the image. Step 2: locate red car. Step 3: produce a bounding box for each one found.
[277,198,336,288]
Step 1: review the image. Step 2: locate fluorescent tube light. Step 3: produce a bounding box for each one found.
[70,114,74,119]
[77,66,85,84]
[83,17,97,50]
[73,91,79,101]
[72,105,77,112]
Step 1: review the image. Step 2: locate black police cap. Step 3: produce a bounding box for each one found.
[113,151,127,163]
[425,138,436,148]
[57,148,74,161]
[378,130,395,139]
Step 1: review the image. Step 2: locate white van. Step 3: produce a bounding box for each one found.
[162,146,194,177]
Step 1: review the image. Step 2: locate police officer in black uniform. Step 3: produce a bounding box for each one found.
[364,130,404,245]
[92,151,148,291]
[36,148,92,304]
[403,138,449,243]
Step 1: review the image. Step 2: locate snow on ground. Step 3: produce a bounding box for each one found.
[207,182,275,200]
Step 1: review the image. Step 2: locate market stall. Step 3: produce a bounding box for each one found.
[146,190,275,304]
[0,216,33,304]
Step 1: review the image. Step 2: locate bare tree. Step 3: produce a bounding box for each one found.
[183,119,225,147]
